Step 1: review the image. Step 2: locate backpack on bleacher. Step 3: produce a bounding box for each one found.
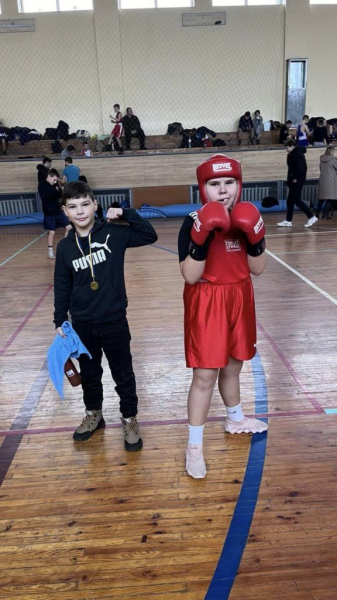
[95,139,106,152]
[76,129,90,141]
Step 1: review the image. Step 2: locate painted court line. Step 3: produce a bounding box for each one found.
[0,284,53,355]
[0,360,49,486]
[266,248,337,307]
[0,232,47,267]
[0,409,320,438]
[152,244,325,415]
[266,229,337,238]
[274,248,337,255]
[206,351,268,599]
[257,320,324,414]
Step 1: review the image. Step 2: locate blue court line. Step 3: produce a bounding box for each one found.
[0,232,47,267]
[324,408,337,414]
[149,242,269,598]
[205,351,268,600]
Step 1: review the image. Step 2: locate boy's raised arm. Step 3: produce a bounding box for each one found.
[119,208,158,247]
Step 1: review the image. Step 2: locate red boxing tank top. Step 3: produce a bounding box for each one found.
[201,229,250,284]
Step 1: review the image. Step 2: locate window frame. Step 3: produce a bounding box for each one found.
[310,0,337,4]
[212,0,284,5]
[118,0,195,9]
[18,0,93,13]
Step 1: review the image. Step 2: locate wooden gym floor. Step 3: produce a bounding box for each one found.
[1,213,337,600]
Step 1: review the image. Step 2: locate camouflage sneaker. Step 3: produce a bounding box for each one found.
[120,416,143,452]
[73,409,105,441]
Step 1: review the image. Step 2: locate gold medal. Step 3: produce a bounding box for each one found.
[76,231,99,292]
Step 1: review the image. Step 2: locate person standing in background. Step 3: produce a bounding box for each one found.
[296,115,310,147]
[278,139,318,228]
[251,110,264,145]
[109,104,124,155]
[315,146,337,219]
[38,168,71,259]
[37,156,52,183]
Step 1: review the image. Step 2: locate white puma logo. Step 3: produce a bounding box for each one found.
[90,234,111,253]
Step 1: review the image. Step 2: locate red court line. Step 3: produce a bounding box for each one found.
[0,409,321,437]
[0,284,53,356]
[257,320,325,414]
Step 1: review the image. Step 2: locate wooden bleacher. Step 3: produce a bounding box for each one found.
[0,130,281,158]
[0,147,322,200]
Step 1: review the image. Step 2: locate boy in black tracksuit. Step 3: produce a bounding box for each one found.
[277,139,318,228]
[54,181,158,448]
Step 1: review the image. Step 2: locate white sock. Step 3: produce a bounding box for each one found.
[226,402,244,423]
[188,424,204,446]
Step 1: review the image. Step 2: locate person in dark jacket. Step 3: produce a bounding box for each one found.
[278,139,318,228]
[54,180,158,446]
[36,157,52,183]
[123,108,147,151]
[311,119,328,148]
[279,120,293,144]
[38,168,71,259]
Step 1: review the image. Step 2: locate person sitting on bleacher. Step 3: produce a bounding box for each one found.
[238,111,253,146]
[0,120,9,155]
[279,120,293,144]
[123,108,147,151]
[61,144,76,159]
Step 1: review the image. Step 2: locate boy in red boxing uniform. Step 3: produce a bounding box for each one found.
[109,104,124,155]
[178,154,268,479]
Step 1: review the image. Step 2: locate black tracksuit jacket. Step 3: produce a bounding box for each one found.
[54,210,158,327]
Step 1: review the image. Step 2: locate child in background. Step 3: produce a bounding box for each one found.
[109,104,124,154]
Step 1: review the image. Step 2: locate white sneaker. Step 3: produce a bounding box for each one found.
[48,248,55,259]
[277,220,292,227]
[185,444,207,479]
[304,216,318,228]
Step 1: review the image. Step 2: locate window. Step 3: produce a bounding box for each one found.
[119,0,194,8]
[212,0,284,5]
[18,0,93,12]
[310,0,337,4]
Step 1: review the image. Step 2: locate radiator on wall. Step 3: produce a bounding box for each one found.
[193,186,271,204]
[94,193,129,209]
[0,190,131,216]
[0,196,37,216]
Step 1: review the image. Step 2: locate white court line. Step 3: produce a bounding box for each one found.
[266,229,337,238]
[0,232,47,267]
[266,248,337,306]
[275,248,337,255]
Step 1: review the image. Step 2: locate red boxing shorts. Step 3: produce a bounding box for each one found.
[111,123,123,138]
[184,277,256,369]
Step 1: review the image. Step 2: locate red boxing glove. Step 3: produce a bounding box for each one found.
[230,203,266,257]
[189,203,231,261]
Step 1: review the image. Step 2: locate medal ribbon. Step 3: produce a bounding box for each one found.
[75,230,97,288]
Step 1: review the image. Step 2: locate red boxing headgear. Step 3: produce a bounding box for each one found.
[196,154,242,206]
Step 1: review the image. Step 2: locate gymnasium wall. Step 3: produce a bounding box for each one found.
[306,5,337,120]
[0,0,285,135]
[0,0,336,137]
